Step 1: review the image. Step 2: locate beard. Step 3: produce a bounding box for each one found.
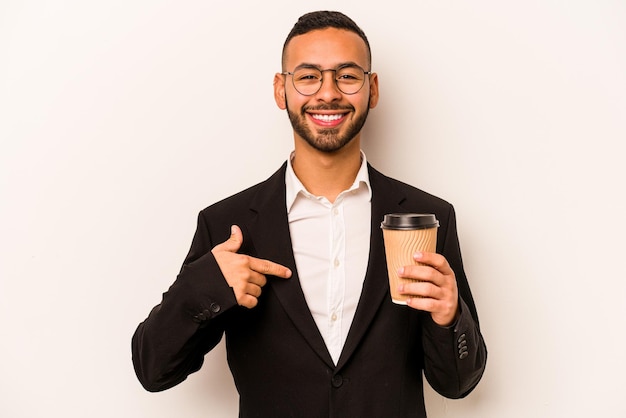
[285,98,370,153]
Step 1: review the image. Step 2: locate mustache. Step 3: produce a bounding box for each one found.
[303,104,354,112]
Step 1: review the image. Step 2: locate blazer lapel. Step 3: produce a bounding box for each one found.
[246,164,335,368]
[244,164,412,370]
[336,165,407,369]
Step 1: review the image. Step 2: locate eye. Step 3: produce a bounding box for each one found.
[337,73,358,80]
[336,67,363,83]
[294,69,322,82]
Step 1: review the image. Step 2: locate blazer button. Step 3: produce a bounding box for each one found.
[209,303,221,314]
[331,375,343,388]
[459,351,469,359]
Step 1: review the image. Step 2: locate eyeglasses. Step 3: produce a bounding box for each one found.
[282,64,372,96]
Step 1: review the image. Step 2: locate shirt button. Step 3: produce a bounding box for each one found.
[334,258,340,267]
[333,208,339,215]
[331,313,338,321]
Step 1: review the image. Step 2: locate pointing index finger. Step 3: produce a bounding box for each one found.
[249,257,292,279]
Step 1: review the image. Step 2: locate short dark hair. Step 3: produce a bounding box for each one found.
[282,11,371,69]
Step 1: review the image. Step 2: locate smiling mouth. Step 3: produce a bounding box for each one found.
[310,113,345,122]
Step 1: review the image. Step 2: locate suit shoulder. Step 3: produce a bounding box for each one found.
[370,166,454,210]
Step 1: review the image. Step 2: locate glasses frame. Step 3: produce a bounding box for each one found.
[281,65,372,96]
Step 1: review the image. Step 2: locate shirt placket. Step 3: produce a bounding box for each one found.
[327,199,345,363]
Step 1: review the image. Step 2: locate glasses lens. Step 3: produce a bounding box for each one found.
[292,67,323,96]
[335,66,366,94]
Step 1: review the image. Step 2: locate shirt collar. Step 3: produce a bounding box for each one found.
[285,150,372,213]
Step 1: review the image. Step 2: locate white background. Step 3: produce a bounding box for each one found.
[1,1,625,417]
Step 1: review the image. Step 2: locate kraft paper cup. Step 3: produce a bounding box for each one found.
[381,213,439,305]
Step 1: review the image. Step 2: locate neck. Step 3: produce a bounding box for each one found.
[292,138,362,203]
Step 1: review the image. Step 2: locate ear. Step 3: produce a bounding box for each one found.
[273,73,287,109]
[368,72,379,109]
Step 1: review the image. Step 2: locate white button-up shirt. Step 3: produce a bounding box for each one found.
[285,152,372,364]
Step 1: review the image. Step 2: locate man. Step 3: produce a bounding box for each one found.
[132,10,487,417]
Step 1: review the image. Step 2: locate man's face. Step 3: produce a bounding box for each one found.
[274,28,379,153]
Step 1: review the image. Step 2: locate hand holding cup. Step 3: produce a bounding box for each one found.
[381,213,459,326]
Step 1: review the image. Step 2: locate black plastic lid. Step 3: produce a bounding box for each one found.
[380,213,439,230]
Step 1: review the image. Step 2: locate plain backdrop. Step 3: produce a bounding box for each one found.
[1,1,625,417]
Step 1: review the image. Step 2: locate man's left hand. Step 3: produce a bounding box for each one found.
[397,252,460,327]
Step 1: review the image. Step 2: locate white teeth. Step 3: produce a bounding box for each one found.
[312,114,343,122]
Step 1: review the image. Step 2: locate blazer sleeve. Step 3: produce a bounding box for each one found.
[131,211,239,392]
[421,204,487,398]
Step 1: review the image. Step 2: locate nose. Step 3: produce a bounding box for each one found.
[316,70,343,101]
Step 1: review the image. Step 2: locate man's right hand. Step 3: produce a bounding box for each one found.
[211,225,292,308]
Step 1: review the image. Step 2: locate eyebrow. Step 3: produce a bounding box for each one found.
[294,61,365,71]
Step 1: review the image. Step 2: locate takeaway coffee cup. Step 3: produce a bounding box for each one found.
[381,213,439,305]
